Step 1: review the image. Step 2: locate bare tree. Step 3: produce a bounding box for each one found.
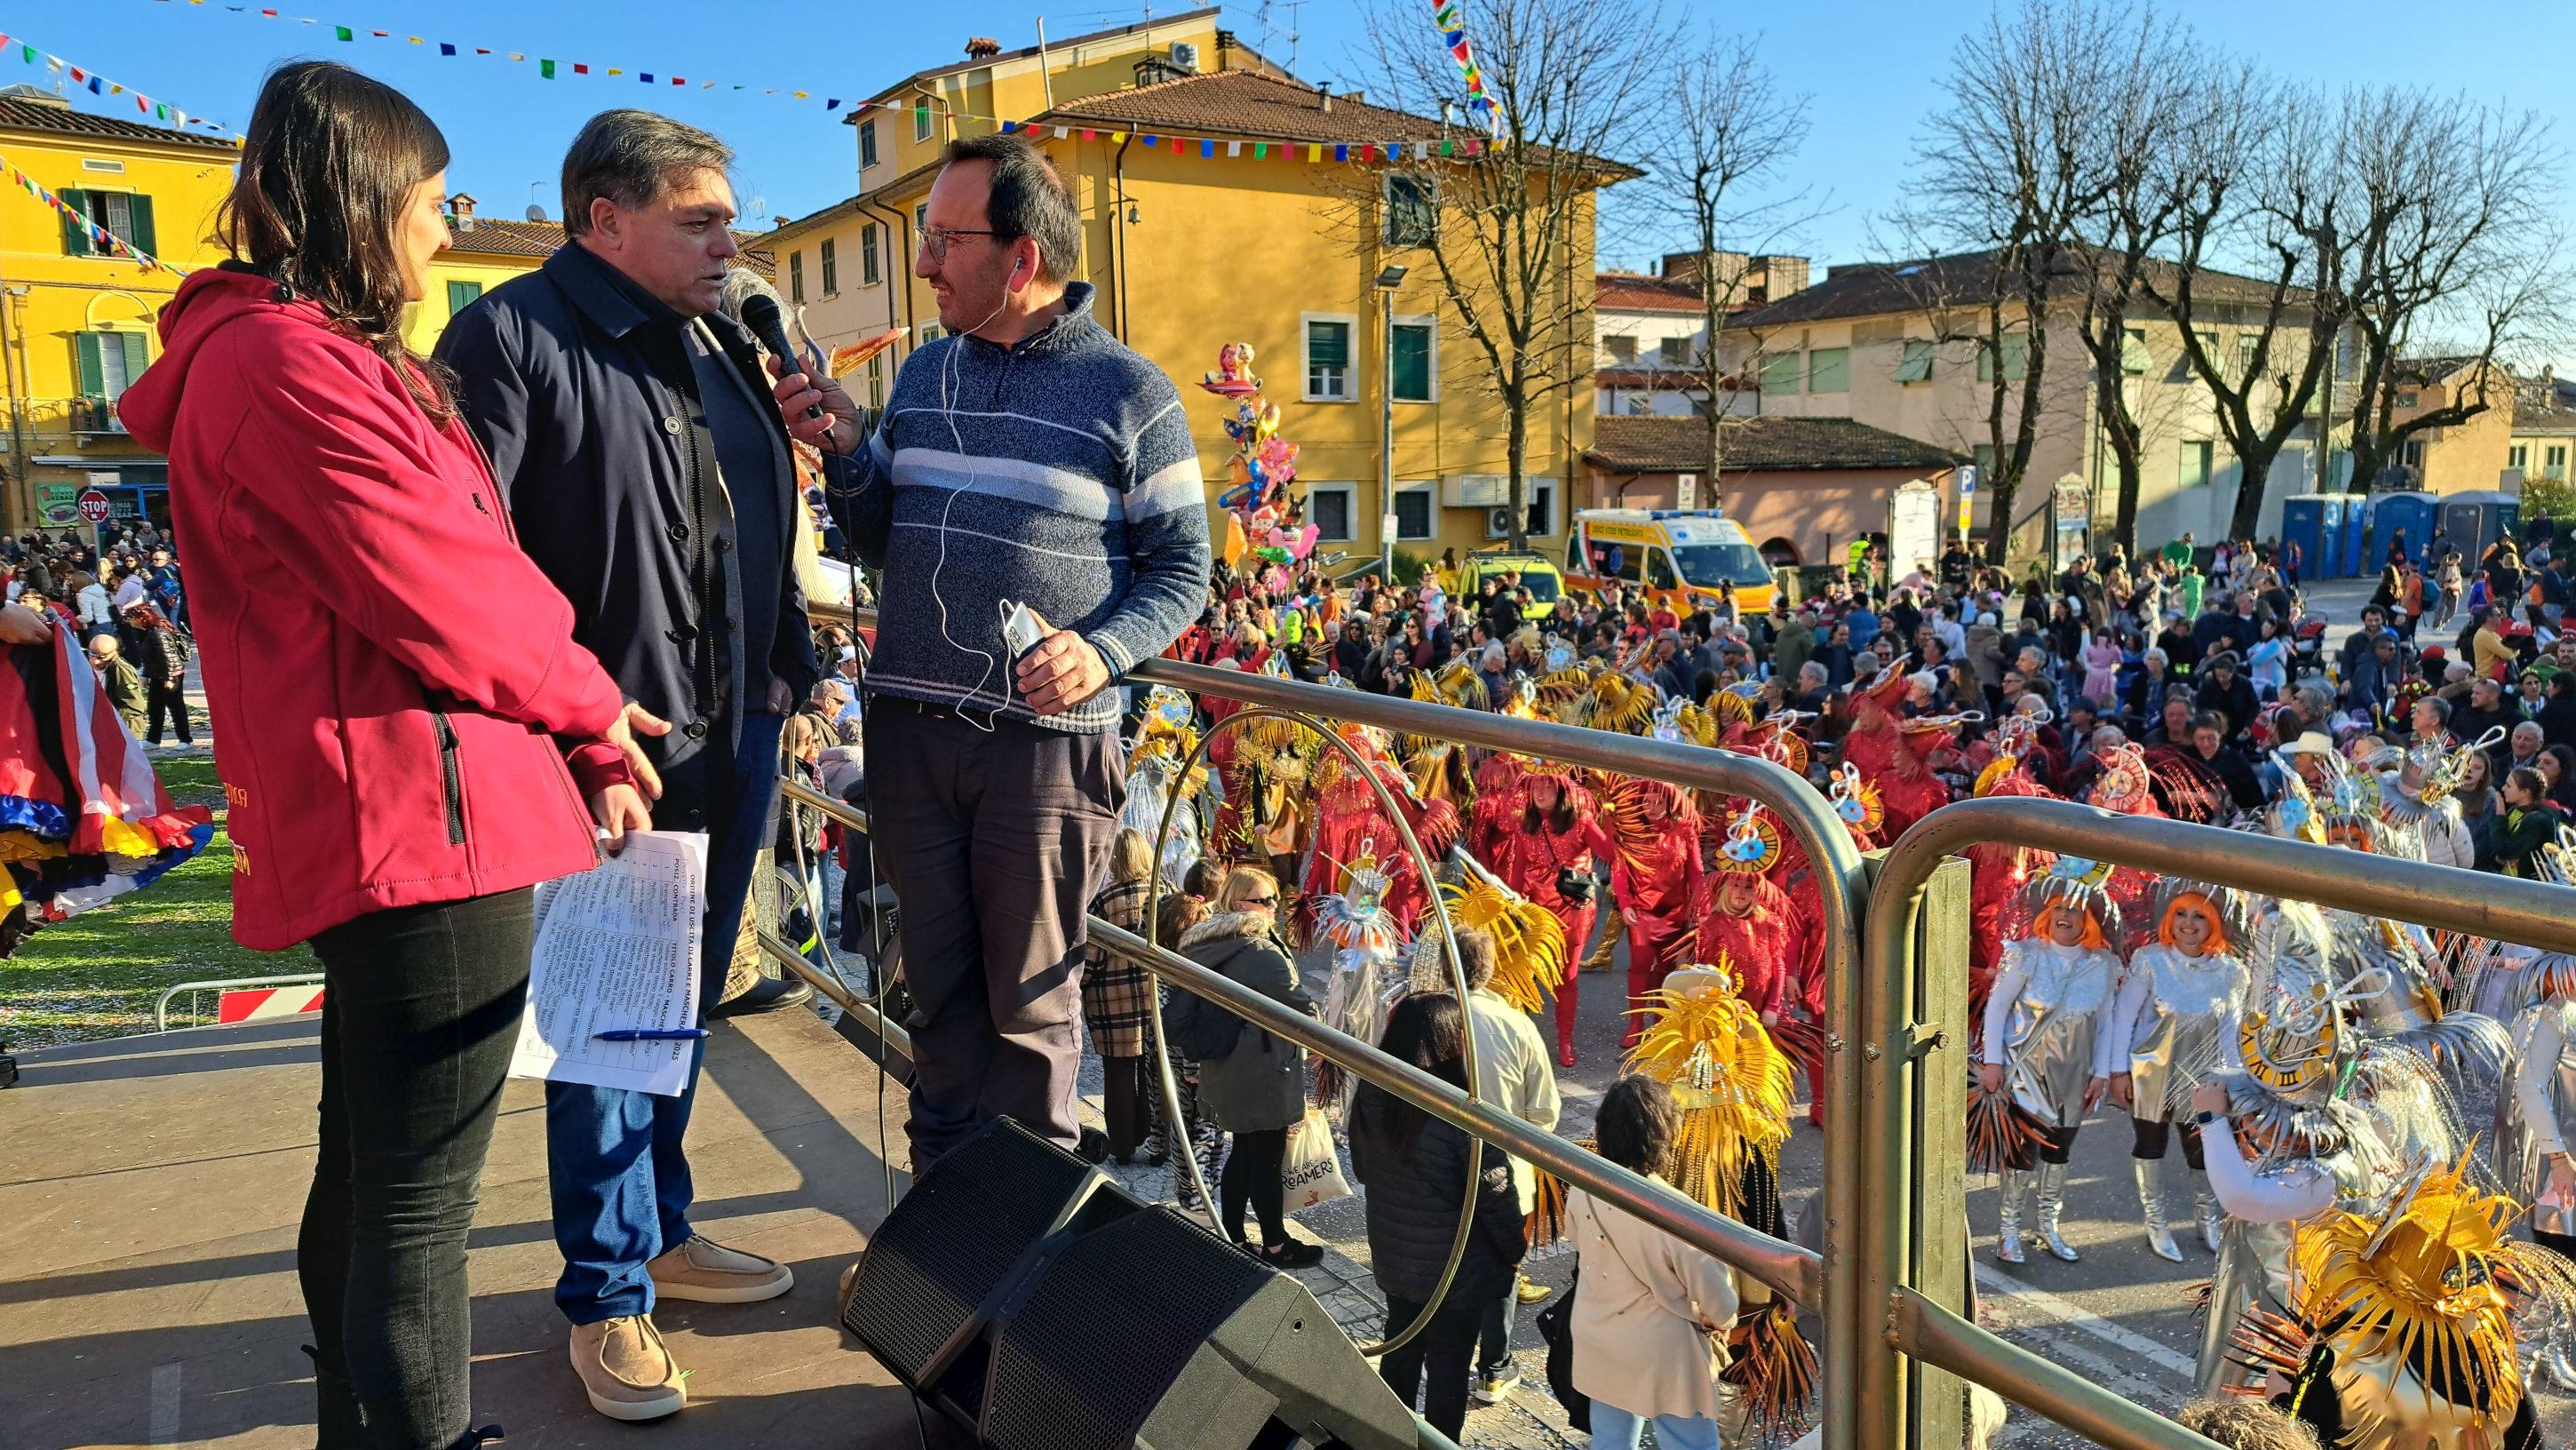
[1902,0,2124,562]
[2336,95,2564,492]
[1348,0,1663,550]
[1647,32,1809,501]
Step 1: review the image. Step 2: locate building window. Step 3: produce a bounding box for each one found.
[1308,483,1356,542]
[861,223,881,286]
[860,118,879,170]
[789,251,806,304]
[1394,485,1433,540]
[866,354,886,409]
[2396,391,2420,409]
[1896,339,1933,384]
[2403,439,2426,469]
[74,330,149,405]
[1974,443,1999,482]
[58,188,155,258]
[1525,482,1556,538]
[820,237,839,296]
[1976,334,2028,382]
[1658,336,1692,368]
[2550,445,2570,482]
[915,94,934,141]
[914,203,926,235]
[918,323,942,344]
[1603,334,1637,364]
[2510,444,2530,470]
[1304,315,1356,401]
[2236,334,2260,383]
[1808,347,1849,393]
[1760,353,1801,394]
[2179,440,2212,490]
[446,279,482,317]
[2120,326,2151,375]
[1623,394,1652,416]
[1392,320,1434,402]
[1385,173,1436,248]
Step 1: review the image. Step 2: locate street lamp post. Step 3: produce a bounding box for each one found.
[1375,264,1407,584]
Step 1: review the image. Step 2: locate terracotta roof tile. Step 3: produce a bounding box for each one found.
[1041,68,1494,151]
[1595,273,1705,315]
[1586,415,1962,474]
[0,95,239,153]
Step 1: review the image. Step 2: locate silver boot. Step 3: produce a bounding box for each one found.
[2134,1158,2182,1263]
[2192,1168,2224,1252]
[1994,1168,2030,1265]
[2035,1161,2080,1262]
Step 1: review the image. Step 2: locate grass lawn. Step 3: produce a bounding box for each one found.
[0,754,313,1048]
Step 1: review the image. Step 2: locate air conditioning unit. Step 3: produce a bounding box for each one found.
[1169,41,1200,71]
[1486,507,1515,539]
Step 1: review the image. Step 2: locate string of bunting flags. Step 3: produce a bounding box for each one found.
[1,152,185,274]
[990,116,1487,163]
[0,30,233,135]
[1430,0,1499,135]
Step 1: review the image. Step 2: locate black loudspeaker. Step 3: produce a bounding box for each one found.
[840,1119,1419,1450]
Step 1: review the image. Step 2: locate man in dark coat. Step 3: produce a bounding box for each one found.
[436,109,820,1418]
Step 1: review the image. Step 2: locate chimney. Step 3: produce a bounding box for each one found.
[448,192,478,231]
[965,36,1002,59]
[1318,84,1332,112]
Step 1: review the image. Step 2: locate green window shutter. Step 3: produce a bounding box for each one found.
[1307,320,1350,368]
[2120,326,2150,375]
[1976,340,1993,382]
[1897,339,1933,383]
[1391,323,1431,401]
[60,188,89,257]
[1761,353,1801,394]
[2002,335,2029,381]
[446,279,483,316]
[1808,347,1849,393]
[74,332,105,397]
[127,194,155,256]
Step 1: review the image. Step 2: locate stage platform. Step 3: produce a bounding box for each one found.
[0,1006,921,1450]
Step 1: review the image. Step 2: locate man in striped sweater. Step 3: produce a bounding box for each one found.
[778,132,1209,1169]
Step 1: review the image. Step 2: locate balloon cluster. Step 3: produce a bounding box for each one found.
[1200,343,1315,592]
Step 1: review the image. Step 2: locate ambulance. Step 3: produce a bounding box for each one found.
[1562,509,1780,615]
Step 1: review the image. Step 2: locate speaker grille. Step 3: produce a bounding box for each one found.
[982,1208,1271,1450]
[843,1120,1094,1383]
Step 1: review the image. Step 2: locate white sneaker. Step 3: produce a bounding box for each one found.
[1471,1373,1520,1404]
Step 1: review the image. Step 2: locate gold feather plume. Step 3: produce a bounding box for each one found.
[1440,872,1567,1014]
[1624,965,1795,1218]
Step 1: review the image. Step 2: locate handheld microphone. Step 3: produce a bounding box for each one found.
[720,272,824,422]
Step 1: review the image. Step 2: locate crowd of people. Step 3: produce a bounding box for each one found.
[1,525,195,746]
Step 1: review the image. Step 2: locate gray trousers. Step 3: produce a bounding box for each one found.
[866,699,1123,1171]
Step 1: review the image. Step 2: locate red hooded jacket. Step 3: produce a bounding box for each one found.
[119,267,629,950]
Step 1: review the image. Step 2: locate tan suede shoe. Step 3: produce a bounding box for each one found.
[568,1315,686,1422]
[647,1234,795,1303]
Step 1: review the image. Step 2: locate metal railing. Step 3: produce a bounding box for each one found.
[153,972,325,1032]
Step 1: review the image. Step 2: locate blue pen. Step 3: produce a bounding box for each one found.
[594,1028,710,1041]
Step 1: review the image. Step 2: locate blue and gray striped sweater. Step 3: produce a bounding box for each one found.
[835,283,1209,733]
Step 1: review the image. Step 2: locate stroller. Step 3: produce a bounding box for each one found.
[2292,609,2329,680]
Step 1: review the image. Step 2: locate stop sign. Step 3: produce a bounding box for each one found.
[76,489,112,525]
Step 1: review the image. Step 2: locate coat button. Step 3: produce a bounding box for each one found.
[726,616,740,631]
[717,536,735,552]
[668,522,688,543]
[683,720,709,740]
[663,416,682,434]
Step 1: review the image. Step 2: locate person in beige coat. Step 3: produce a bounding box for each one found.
[1566,1075,1737,1450]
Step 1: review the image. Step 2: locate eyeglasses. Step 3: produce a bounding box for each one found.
[1242,895,1278,908]
[918,223,1010,262]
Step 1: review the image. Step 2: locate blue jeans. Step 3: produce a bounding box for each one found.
[546,711,783,1325]
[1588,1402,1723,1450]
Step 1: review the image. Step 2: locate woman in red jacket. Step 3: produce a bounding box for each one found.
[118,63,655,1450]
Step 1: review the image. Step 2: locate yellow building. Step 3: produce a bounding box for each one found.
[767,10,1604,563]
[2381,357,2516,495]
[0,85,236,531]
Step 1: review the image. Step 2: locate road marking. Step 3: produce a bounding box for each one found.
[1974,1263,2196,1380]
[149,1362,181,1444]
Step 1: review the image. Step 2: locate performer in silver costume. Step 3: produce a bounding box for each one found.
[2498,951,2576,1392]
[1979,856,2123,1265]
[2104,880,2249,1262]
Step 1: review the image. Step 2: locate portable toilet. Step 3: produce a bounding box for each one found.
[2337,494,2371,575]
[2280,497,2332,583]
[2317,495,2350,578]
[2440,490,2523,564]
[2369,492,2440,569]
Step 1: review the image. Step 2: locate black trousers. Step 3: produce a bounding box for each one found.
[2131,1115,2206,1169]
[1381,1284,1513,1441]
[1220,1126,1288,1247]
[145,678,190,743]
[2005,1118,2083,1170]
[865,701,1122,1172]
[1100,1053,1152,1160]
[300,889,532,1450]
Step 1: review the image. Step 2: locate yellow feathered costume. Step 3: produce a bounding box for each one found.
[1623,961,1796,1220]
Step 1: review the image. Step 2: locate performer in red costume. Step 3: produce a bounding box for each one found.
[1603,777,1702,1048]
[1697,807,1801,1023]
[1840,658,1954,840]
[2081,741,2167,952]
[1492,765,1611,1065]
[1301,723,1458,938]
[1960,713,2060,1019]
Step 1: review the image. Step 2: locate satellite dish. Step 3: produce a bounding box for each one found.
[525,203,549,222]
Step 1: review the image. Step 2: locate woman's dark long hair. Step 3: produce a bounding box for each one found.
[219,60,452,418]
[1352,993,1466,1159]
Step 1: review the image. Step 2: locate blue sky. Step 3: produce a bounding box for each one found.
[12,0,2572,306]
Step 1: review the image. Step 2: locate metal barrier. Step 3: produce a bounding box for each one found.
[153,971,326,1032]
[1863,798,2576,1450]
